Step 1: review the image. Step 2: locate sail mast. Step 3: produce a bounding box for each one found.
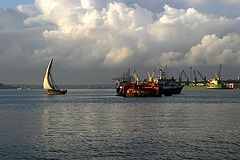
[43,58,54,90]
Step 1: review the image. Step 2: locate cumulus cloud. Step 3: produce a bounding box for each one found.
[159,33,240,66]
[25,2,238,68]
[17,5,39,16]
[0,0,240,83]
[184,0,240,17]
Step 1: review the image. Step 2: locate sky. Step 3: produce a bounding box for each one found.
[0,0,34,8]
[0,0,240,84]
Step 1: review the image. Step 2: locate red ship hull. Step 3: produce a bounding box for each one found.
[117,81,162,97]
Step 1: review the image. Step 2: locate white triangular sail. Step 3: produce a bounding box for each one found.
[43,58,54,90]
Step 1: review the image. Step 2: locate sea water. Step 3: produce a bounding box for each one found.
[0,89,239,159]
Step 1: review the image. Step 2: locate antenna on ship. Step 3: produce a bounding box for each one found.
[218,64,222,80]
[190,67,193,83]
[165,65,168,79]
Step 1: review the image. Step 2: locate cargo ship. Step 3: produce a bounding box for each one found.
[116,80,162,97]
[183,85,208,89]
[114,67,183,97]
[180,64,231,90]
[154,67,183,95]
[183,78,226,89]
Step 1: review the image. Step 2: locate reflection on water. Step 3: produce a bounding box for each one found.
[0,89,240,159]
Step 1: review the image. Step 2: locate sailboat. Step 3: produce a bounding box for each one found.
[43,58,67,95]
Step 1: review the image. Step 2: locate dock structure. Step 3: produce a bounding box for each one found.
[179,65,240,90]
[223,80,240,89]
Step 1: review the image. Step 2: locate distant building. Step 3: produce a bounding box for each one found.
[223,80,240,89]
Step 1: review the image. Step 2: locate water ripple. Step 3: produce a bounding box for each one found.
[0,89,240,159]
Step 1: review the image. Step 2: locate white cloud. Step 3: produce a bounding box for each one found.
[159,33,240,66]
[17,5,39,16]
[0,0,240,83]
[183,0,240,17]
[23,2,238,67]
[187,33,240,65]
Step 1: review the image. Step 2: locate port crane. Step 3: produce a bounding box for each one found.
[193,69,207,86]
[147,68,155,82]
[133,68,140,84]
[196,70,207,85]
[179,70,189,85]
[215,64,222,81]
[193,69,197,86]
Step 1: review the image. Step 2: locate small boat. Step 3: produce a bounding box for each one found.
[43,58,67,95]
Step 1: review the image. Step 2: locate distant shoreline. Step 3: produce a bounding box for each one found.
[0,83,16,89]
[0,83,115,89]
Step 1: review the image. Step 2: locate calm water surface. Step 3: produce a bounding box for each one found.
[0,89,240,159]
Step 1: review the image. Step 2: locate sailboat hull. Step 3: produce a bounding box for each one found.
[48,89,67,95]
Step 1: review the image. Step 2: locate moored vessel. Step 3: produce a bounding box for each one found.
[181,64,231,90]
[114,67,183,97]
[152,67,183,96]
[116,81,162,97]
